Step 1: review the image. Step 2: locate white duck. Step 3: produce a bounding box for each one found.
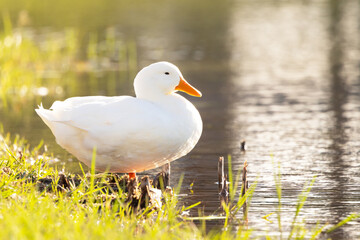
[36,62,202,178]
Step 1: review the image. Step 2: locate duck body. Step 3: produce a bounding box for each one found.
[36,62,202,173]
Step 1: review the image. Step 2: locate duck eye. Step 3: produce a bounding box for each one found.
[165,72,170,75]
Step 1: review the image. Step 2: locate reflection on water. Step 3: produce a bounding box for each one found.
[1,0,360,238]
[227,1,360,238]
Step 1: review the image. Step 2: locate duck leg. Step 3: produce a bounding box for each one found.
[128,172,136,179]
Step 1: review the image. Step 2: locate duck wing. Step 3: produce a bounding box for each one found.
[36,96,179,155]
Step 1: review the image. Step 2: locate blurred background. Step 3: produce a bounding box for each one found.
[0,0,359,238]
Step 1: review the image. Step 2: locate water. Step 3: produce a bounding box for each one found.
[1,0,360,238]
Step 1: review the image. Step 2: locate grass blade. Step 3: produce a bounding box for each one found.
[326,213,360,234]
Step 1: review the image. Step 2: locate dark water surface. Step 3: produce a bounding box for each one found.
[1,0,360,238]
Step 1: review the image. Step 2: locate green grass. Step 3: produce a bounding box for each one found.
[0,134,359,239]
[0,132,203,239]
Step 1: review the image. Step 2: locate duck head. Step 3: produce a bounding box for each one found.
[134,62,202,100]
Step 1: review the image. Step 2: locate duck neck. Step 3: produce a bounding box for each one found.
[134,86,177,101]
[135,91,168,102]
[137,93,188,112]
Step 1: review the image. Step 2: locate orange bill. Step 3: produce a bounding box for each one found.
[175,77,202,97]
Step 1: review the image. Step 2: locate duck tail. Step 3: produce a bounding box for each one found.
[35,103,55,124]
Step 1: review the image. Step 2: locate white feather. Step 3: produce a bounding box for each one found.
[35,62,202,173]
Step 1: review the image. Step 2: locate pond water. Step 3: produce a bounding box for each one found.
[1,0,360,238]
